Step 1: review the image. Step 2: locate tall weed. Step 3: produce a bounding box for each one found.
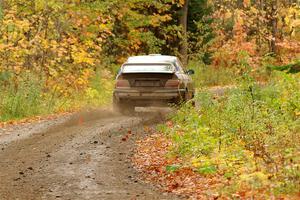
[188,61,238,87]
[0,71,113,122]
[0,74,46,121]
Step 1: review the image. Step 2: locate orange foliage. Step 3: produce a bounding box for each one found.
[133,131,300,199]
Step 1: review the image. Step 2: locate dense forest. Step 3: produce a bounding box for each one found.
[0,0,299,199]
[0,0,299,121]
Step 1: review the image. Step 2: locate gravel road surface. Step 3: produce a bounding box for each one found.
[0,109,178,200]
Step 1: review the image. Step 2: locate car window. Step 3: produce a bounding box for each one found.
[175,59,185,73]
[122,64,176,73]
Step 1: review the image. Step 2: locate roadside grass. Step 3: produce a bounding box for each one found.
[161,72,300,198]
[0,71,113,123]
[188,61,238,87]
[187,54,271,88]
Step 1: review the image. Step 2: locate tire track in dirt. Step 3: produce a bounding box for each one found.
[0,109,179,200]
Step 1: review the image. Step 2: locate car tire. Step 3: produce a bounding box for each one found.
[184,91,191,101]
[122,104,135,115]
[190,92,196,107]
[113,97,135,115]
[184,91,195,107]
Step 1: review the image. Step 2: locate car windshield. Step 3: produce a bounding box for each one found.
[122,64,175,73]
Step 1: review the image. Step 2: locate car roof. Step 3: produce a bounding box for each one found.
[126,55,177,64]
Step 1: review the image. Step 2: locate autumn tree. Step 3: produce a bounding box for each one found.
[187,0,214,64]
[180,0,189,65]
[0,0,112,93]
[102,0,213,66]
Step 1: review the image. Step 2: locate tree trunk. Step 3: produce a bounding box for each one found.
[270,0,278,54]
[180,0,189,66]
[237,0,244,9]
[0,0,3,17]
[256,0,264,49]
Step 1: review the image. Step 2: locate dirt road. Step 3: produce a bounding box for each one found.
[0,109,178,200]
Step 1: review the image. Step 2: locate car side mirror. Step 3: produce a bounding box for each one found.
[186,69,195,75]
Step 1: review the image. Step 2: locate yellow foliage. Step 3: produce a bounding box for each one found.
[239,172,270,188]
[243,0,251,7]
[72,50,95,66]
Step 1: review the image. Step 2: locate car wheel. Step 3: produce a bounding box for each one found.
[184,91,196,107]
[184,91,191,101]
[113,97,135,115]
[190,92,196,107]
[122,104,135,115]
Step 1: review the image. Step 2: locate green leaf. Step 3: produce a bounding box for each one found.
[197,165,217,175]
[166,165,180,173]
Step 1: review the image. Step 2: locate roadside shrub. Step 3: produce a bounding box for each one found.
[0,73,46,121]
[0,71,113,122]
[164,72,300,197]
[188,61,238,87]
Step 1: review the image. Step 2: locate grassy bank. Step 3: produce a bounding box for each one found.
[0,71,113,123]
[188,62,239,87]
[160,72,299,198]
[187,57,271,88]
